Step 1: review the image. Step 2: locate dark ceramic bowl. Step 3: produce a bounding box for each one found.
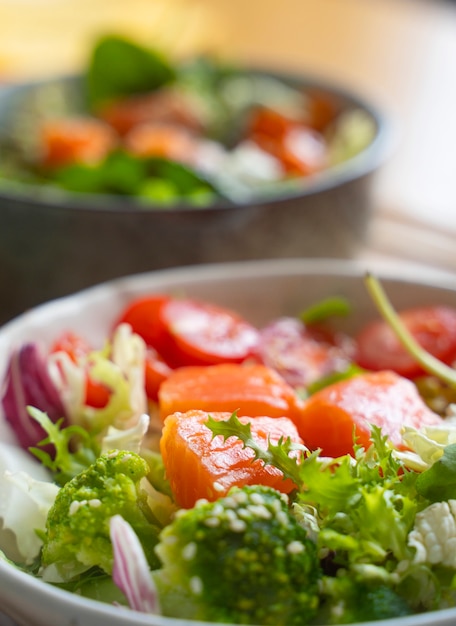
[0,72,391,324]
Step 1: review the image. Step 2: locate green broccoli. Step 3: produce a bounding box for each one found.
[41,449,162,581]
[153,485,321,625]
[319,578,414,624]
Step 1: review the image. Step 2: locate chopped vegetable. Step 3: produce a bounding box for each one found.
[2,279,456,624]
[86,34,176,109]
[0,33,376,206]
[415,443,456,502]
[1,342,68,451]
[0,443,58,564]
[109,515,160,614]
[50,331,111,408]
[362,274,456,384]
[153,485,321,625]
[113,294,171,352]
[208,416,421,618]
[253,316,355,389]
[407,499,456,568]
[299,295,351,325]
[49,323,148,437]
[157,297,260,367]
[41,450,163,581]
[144,348,173,402]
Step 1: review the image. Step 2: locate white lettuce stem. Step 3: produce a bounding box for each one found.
[364,273,456,388]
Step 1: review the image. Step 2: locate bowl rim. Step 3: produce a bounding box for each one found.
[2,550,456,626]
[0,67,394,214]
[0,257,456,626]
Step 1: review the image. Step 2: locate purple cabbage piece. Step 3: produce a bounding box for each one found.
[1,342,67,451]
[110,514,160,614]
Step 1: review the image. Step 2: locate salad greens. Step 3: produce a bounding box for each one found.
[0,33,376,207]
[365,273,456,387]
[87,34,176,109]
[1,278,456,624]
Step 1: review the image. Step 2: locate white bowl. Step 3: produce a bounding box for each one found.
[1,258,456,626]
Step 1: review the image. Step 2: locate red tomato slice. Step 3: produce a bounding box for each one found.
[355,306,456,378]
[51,331,92,363]
[144,348,173,402]
[50,331,110,408]
[159,298,260,367]
[84,377,111,408]
[114,295,171,355]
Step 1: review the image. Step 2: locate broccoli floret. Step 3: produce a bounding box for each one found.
[153,485,321,625]
[319,578,414,624]
[41,449,161,581]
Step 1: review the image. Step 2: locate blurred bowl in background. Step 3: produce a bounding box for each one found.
[0,56,392,325]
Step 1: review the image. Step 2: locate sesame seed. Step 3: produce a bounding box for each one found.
[163,534,178,545]
[212,481,224,493]
[223,497,237,509]
[271,499,282,513]
[237,508,252,520]
[189,576,203,595]
[224,509,237,522]
[276,510,289,526]
[247,504,272,519]
[69,499,87,515]
[249,493,266,506]
[182,542,197,560]
[195,498,209,508]
[229,519,247,533]
[232,491,248,504]
[107,451,119,458]
[204,517,221,527]
[287,541,305,554]
[88,499,102,508]
[121,453,133,462]
[212,503,224,516]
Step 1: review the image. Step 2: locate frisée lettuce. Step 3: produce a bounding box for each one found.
[1,278,456,624]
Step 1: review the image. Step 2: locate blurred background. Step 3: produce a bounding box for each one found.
[0,0,455,270]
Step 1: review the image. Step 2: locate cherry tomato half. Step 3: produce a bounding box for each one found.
[50,331,111,408]
[355,306,456,379]
[114,295,171,355]
[158,298,260,367]
[51,331,92,362]
[144,348,173,402]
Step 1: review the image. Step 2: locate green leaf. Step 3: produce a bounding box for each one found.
[364,273,456,388]
[416,444,456,502]
[100,151,149,194]
[306,363,364,396]
[53,162,107,194]
[206,411,305,486]
[86,34,176,109]
[145,157,215,195]
[138,177,179,205]
[299,296,351,325]
[28,406,97,485]
[297,454,362,516]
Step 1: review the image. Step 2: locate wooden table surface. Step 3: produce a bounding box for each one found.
[1,0,455,275]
